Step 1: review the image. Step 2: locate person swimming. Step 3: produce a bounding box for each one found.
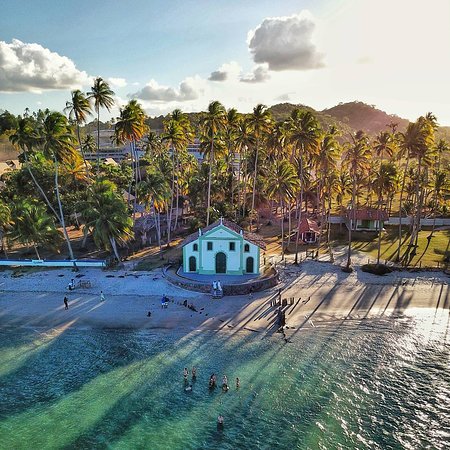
[209,373,216,388]
[192,366,197,379]
[222,375,228,391]
[183,367,188,380]
[217,414,224,429]
[236,377,240,389]
[185,384,193,392]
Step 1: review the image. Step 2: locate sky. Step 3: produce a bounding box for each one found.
[1,0,450,124]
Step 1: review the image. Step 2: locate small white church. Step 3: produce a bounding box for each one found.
[181,219,266,275]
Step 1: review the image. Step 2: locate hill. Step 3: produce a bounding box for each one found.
[321,101,409,135]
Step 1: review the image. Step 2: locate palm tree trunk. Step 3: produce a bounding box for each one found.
[236,150,241,220]
[167,147,175,245]
[24,151,60,221]
[132,141,138,224]
[174,152,180,230]
[76,124,90,179]
[396,153,410,262]
[294,147,304,264]
[96,108,100,174]
[376,194,383,265]
[250,137,259,231]
[287,202,292,247]
[33,244,41,260]
[346,173,356,270]
[54,157,75,261]
[109,236,121,261]
[206,139,214,226]
[280,196,285,260]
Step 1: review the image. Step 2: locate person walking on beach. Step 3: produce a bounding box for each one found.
[100,291,105,302]
[63,296,69,310]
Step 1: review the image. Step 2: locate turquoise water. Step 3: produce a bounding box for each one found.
[0,314,449,449]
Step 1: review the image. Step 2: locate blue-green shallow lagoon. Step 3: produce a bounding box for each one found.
[0,315,449,449]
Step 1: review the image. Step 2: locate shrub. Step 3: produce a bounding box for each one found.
[361,263,392,275]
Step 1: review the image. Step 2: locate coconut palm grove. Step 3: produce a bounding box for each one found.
[0,85,448,269]
[0,2,449,449]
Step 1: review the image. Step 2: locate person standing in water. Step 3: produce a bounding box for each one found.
[217,415,224,429]
[192,366,197,379]
[222,375,228,390]
[63,296,69,310]
[183,367,189,380]
[236,377,240,389]
[100,291,105,302]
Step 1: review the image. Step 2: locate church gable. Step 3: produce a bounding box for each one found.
[202,224,241,240]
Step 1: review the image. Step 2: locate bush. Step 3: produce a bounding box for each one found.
[361,263,392,275]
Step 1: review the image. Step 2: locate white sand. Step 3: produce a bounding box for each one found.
[0,253,448,334]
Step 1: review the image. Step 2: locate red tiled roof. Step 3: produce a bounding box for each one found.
[345,208,388,221]
[181,219,266,249]
[298,218,320,234]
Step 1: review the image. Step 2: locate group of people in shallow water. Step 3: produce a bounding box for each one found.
[182,366,240,428]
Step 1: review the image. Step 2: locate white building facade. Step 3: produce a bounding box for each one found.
[182,219,265,275]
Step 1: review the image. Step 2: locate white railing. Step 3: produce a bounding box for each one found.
[0,259,106,268]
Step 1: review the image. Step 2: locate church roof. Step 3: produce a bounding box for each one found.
[298,217,320,234]
[181,219,266,249]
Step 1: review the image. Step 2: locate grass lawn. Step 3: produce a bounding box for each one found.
[348,227,450,268]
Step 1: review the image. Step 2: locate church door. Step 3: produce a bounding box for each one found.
[189,256,196,272]
[246,257,254,273]
[215,252,227,273]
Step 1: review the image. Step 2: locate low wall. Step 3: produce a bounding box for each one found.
[163,266,280,295]
[0,259,106,268]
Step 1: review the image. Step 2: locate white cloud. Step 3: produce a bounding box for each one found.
[247,12,325,71]
[240,65,270,83]
[208,61,242,82]
[130,77,203,102]
[108,77,127,88]
[0,39,90,92]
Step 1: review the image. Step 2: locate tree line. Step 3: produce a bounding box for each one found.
[0,78,448,268]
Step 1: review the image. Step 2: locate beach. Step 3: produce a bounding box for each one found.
[0,257,448,334]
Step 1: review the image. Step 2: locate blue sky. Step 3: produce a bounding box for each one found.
[1,0,450,124]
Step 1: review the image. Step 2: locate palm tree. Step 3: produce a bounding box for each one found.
[161,117,189,243]
[372,161,398,264]
[9,117,60,220]
[37,111,78,260]
[138,169,171,254]
[64,90,92,177]
[165,109,193,231]
[79,180,133,261]
[87,77,115,173]
[266,159,299,259]
[342,131,371,270]
[428,139,449,239]
[313,126,340,256]
[288,109,320,263]
[399,114,436,264]
[225,108,241,214]
[8,198,62,259]
[234,118,255,219]
[199,101,226,226]
[247,104,272,230]
[114,99,148,223]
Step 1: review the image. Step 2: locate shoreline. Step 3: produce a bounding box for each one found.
[0,260,448,334]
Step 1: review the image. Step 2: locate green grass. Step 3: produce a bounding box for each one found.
[349,228,450,268]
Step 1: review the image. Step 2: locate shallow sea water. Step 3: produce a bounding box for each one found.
[0,311,449,450]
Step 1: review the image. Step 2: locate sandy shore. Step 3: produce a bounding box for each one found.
[0,260,448,335]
